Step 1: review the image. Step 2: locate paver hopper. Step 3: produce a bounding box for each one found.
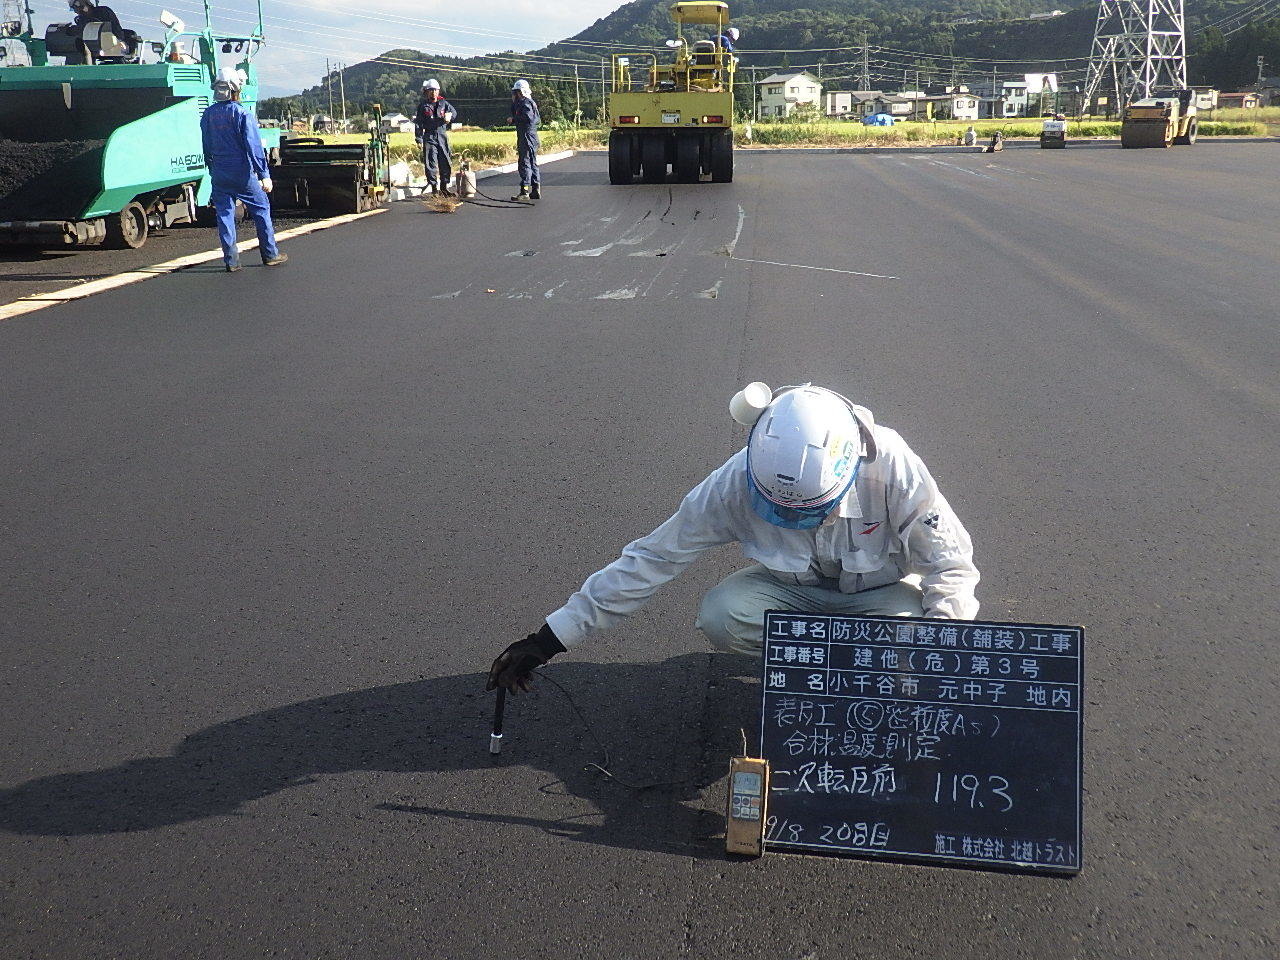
[0,1,280,247]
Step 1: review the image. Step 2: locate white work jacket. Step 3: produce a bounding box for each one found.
[546,424,980,648]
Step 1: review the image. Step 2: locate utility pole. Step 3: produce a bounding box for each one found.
[338,62,347,129]
[1258,55,1267,85]
[752,65,758,119]
[325,57,333,125]
[573,64,581,126]
[860,33,870,91]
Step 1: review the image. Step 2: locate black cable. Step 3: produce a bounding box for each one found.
[536,671,696,792]
[458,197,531,210]
[474,184,535,205]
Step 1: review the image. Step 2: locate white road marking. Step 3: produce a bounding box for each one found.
[726,204,746,256]
[595,288,638,299]
[984,163,1045,182]
[928,158,996,179]
[0,207,387,322]
[730,257,898,280]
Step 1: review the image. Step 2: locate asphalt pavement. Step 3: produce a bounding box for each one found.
[0,210,323,305]
[1,144,1277,960]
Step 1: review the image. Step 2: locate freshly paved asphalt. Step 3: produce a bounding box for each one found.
[1,144,1277,960]
[0,212,322,305]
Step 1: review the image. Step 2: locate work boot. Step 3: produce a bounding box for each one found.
[440,186,454,198]
[225,261,241,273]
[529,184,541,200]
[262,252,289,267]
[512,185,531,202]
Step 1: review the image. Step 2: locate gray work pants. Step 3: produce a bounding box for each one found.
[696,564,925,656]
[517,127,540,186]
[422,130,452,188]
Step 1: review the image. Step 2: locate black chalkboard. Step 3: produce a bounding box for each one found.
[759,611,1083,874]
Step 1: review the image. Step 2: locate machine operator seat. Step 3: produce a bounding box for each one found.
[82,20,140,63]
[690,39,719,90]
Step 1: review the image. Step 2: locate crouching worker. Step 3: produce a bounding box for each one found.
[488,382,980,693]
[199,67,286,272]
[510,79,541,201]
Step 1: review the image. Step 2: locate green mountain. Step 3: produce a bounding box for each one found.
[260,0,1279,123]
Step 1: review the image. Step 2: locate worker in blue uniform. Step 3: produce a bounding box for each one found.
[717,26,739,52]
[199,67,286,273]
[510,79,541,201]
[414,79,456,195]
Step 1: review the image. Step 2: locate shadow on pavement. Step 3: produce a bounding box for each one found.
[0,653,758,859]
[0,273,111,282]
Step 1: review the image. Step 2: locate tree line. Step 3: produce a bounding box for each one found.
[260,51,606,126]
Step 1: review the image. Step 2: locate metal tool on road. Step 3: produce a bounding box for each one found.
[489,687,506,755]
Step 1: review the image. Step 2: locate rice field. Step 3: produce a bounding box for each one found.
[315,114,1266,166]
[739,118,1266,147]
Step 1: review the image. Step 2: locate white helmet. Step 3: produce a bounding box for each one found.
[726,27,740,41]
[422,78,440,91]
[213,66,244,91]
[512,79,531,95]
[733,383,876,529]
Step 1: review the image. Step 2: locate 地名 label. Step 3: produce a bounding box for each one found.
[759,611,1084,873]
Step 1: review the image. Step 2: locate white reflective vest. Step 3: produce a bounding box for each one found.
[546,425,980,648]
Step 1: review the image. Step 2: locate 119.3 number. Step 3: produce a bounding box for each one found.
[933,772,1014,812]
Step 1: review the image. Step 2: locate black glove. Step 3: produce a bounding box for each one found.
[486,623,566,693]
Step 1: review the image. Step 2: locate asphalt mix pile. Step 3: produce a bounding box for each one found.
[0,138,106,221]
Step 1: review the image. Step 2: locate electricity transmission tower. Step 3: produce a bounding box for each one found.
[1083,0,1188,110]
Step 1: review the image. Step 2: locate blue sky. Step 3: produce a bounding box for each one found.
[31,1,626,95]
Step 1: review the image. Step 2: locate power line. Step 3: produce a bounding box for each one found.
[104,0,1280,104]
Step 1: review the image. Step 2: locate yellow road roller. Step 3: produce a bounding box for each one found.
[607,1,735,184]
[1120,89,1198,148]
